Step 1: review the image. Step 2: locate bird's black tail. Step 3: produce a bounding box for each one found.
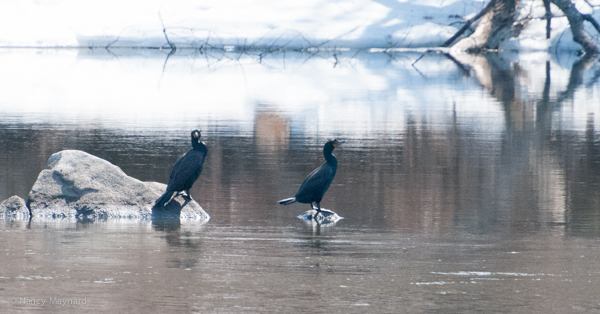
[278,197,297,205]
[154,191,174,208]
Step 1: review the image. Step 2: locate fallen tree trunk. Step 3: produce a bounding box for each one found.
[449,0,600,55]
[442,0,497,48]
[450,0,519,53]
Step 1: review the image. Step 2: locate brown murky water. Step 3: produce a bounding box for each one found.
[1,49,600,313]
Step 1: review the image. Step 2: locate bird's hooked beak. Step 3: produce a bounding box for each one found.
[333,140,346,148]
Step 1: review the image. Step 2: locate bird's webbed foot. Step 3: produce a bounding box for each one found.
[185,190,194,200]
[311,204,324,221]
[176,190,194,200]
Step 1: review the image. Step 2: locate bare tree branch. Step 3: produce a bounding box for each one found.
[543,0,552,39]
[448,0,599,55]
[106,27,132,49]
[582,14,600,34]
[584,0,600,9]
[158,11,176,50]
[551,0,599,55]
[443,0,497,47]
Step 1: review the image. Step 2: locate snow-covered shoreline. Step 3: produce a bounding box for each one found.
[3,0,599,51]
[0,47,596,136]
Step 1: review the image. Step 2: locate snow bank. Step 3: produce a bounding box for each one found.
[2,0,597,51]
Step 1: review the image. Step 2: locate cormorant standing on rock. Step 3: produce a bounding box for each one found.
[278,139,344,215]
[154,130,208,208]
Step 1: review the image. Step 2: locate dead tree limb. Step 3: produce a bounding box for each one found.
[550,0,599,55]
[449,0,520,53]
[443,0,497,47]
[543,0,552,39]
[582,14,600,33]
[448,0,599,55]
[158,11,176,51]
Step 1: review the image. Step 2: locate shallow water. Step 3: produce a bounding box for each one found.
[1,48,600,313]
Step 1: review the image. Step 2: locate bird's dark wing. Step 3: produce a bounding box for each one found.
[294,162,336,203]
[167,150,206,192]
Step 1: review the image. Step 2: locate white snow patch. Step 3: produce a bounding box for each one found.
[0,0,596,51]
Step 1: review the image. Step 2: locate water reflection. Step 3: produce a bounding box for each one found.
[1,49,600,236]
[450,51,600,237]
[1,48,600,312]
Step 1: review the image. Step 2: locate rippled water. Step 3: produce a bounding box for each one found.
[1,48,600,313]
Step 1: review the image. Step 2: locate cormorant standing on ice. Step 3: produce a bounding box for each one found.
[154,130,207,208]
[278,139,344,214]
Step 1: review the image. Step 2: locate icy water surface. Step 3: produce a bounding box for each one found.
[1,49,600,313]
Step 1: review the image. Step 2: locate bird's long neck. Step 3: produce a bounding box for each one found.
[192,139,206,152]
[324,148,337,164]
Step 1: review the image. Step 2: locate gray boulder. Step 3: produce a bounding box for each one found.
[27,150,209,221]
[0,195,30,219]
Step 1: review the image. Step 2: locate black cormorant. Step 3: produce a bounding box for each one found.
[278,139,344,215]
[154,130,208,208]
